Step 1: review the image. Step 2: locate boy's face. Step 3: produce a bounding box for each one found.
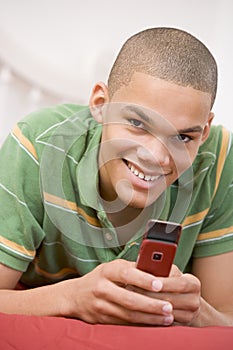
[90,73,213,209]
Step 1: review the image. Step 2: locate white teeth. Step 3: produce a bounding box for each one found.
[127,162,161,182]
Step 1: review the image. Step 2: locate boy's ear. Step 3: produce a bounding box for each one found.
[201,112,214,144]
[89,82,110,123]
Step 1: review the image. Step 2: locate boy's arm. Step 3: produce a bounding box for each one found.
[2,254,232,326]
[0,263,65,317]
[191,251,233,326]
[0,260,174,324]
[0,263,22,289]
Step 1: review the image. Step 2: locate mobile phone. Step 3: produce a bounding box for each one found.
[136,219,182,277]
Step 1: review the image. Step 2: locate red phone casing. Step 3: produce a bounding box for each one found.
[136,239,177,277]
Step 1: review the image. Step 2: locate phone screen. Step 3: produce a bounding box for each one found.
[146,220,181,243]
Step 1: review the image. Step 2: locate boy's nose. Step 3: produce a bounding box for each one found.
[136,138,170,168]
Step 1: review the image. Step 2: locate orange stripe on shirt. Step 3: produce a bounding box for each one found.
[13,125,38,160]
[182,208,209,227]
[197,225,233,241]
[213,127,230,197]
[43,192,101,227]
[0,235,35,258]
[33,258,78,279]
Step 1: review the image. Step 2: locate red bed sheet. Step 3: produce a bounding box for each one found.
[0,312,233,350]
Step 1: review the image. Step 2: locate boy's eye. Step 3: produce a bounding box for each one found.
[175,134,192,143]
[129,118,144,128]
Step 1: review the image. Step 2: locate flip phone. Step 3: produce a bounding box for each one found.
[136,219,182,277]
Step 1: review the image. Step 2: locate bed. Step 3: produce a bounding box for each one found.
[1,312,233,350]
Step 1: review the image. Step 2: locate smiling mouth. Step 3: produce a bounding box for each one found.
[125,161,163,182]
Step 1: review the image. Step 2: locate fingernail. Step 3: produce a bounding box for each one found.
[163,315,174,326]
[162,303,173,315]
[152,279,163,291]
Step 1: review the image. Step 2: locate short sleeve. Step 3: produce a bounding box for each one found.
[0,121,45,271]
[193,130,233,257]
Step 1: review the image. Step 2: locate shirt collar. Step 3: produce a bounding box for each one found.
[76,124,103,211]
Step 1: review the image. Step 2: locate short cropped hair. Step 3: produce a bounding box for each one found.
[108,27,218,109]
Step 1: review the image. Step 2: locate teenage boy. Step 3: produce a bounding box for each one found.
[0,27,232,326]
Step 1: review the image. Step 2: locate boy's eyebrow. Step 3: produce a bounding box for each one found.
[121,105,204,134]
[177,126,204,133]
[121,105,152,123]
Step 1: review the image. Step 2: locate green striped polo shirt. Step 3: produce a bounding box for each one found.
[0,104,232,287]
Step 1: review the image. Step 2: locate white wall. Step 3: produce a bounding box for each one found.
[0,0,232,144]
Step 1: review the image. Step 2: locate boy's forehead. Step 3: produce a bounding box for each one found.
[107,74,212,127]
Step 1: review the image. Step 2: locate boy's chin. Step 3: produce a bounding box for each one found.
[117,192,159,210]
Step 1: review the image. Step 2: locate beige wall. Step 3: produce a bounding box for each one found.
[0,0,232,144]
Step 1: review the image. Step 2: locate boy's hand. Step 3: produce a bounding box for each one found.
[126,264,202,326]
[157,265,202,326]
[61,259,175,325]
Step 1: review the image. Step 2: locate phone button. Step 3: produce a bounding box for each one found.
[105,232,113,241]
[152,252,164,261]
